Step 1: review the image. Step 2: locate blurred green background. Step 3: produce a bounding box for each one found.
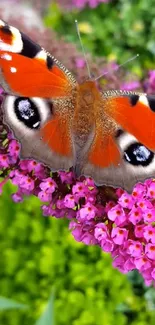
[1,0,155,324]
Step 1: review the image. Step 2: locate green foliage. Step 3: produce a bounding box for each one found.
[0,182,155,325]
[0,297,28,311]
[35,291,55,325]
[45,0,155,77]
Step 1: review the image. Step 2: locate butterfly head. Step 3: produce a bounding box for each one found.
[78,80,100,105]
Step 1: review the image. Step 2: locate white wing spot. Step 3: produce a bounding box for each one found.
[35,50,47,61]
[139,95,149,106]
[10,67,17,73]
[0,53,12,61]
[0,20,5,27]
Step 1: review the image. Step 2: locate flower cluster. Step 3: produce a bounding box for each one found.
[1,105,155,285]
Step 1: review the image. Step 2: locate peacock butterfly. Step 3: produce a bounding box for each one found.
[0,18,155,192]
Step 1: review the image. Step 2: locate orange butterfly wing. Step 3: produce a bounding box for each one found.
[107,95,155,150]
[0,19,77,169]
[0,51,74,98]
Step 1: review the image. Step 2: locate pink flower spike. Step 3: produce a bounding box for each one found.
[111,227,128,245]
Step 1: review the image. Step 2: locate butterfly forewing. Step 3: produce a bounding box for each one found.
[0,19,77,97]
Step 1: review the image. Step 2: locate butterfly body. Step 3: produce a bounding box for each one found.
[1,19,155,191]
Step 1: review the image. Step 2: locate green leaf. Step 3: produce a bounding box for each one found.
[0,296,28,310]
[35,291,55,325]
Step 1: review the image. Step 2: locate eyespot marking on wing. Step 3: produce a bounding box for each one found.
[124,142,154,166]
[0,21,23,52]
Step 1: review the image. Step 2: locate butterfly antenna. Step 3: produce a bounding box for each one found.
[75,20,92,79]
[95,54,139,81]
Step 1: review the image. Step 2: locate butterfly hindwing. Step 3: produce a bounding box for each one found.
[78,91,155,191]
[3,95,74,170]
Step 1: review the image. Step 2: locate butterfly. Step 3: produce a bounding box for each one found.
[0,18,155,192]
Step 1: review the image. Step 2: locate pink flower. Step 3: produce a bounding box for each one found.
[145,244,155,260]
[64,194,76,208]
[143,208,155,223]
[94,223,108,241]
[38,190,52,202]
[147,181,155,198]
[108,204,126,225]
[118,192,135,209]
[134,256,151,271]
[0,154,9,167]
[111,227,128,245]
[77,202,98,221]
[134,224,145,238]
[8,139,20,157]
[128,206,143,225]
[39,178,57,194]
[144,225,155,243]
[126,240,143,257]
